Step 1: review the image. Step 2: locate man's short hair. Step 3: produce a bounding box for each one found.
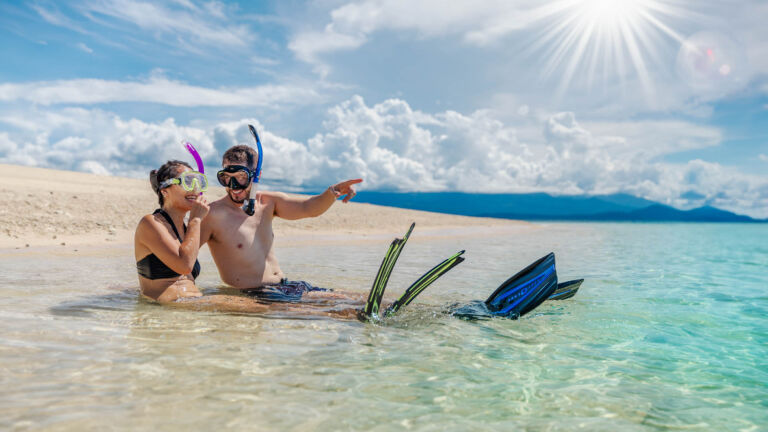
[222,145,258,169]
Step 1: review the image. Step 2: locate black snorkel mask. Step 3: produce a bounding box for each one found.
[216,165,253,190]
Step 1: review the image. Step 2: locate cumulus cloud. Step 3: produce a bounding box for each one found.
[0,76,323,107]
[0,132,17,154]
[1,97,766,218]
[0,108,216,177]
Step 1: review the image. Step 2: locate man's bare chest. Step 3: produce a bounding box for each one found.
[213,210,272,248]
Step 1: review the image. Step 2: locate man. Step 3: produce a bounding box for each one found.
[200,144,362,301]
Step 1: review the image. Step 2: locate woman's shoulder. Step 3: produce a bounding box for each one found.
[136,212,165,233]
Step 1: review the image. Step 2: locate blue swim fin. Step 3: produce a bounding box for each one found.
[547,279,583,301]
[484,252,559,319]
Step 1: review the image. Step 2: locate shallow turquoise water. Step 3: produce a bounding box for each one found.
[0,223,765,431]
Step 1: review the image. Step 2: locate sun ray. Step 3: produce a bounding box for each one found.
[523,0,690,101]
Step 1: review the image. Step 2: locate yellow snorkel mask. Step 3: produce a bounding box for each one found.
[159,171,209,192]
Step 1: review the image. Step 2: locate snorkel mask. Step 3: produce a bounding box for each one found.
[216,165,253,190]
[159,171,208,192]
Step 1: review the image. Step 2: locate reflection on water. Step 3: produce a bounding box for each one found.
[1,224,766,431]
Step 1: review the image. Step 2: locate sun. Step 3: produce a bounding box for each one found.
[525,0,688,101]
[580,0,647,28]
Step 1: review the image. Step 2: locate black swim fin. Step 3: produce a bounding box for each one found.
[547,279,583,301]
[484,252,559,319]
[363,223,415,317]
[384,250,465,317]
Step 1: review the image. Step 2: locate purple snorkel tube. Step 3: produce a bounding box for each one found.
[183,141,205,195]
[184,141,205,174]
[242,124,264,216]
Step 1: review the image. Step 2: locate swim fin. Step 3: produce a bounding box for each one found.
[547,279,583,301]
[363,223,415,317]
[484,252,559,319]
[384,250,465,317]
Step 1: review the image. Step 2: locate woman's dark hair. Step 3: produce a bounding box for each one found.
[149,160,192,207]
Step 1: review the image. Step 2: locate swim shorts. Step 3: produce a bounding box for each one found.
[244,279,330,302]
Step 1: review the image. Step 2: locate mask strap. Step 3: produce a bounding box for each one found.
[246,152,254,173]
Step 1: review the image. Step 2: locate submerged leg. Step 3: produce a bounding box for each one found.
[168,295,360,320]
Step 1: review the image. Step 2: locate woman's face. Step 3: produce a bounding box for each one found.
[162,166,201,211]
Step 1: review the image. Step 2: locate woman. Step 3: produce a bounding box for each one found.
[135,160,359,318]
[135,160,209,302]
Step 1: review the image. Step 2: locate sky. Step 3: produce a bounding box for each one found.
[0,0,767,218]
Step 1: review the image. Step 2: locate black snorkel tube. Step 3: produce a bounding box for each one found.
[242,124,264,216]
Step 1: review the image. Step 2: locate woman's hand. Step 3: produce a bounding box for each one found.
[189,195,209,221]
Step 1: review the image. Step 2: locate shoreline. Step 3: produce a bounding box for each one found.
[0,163,529,251]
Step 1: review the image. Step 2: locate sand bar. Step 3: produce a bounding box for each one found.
[0,163,528,251]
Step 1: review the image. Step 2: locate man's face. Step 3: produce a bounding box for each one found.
[220,161,252,204]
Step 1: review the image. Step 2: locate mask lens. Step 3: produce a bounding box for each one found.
[216,167,251,189]
[180,172,208,191]
[231,171,249,185]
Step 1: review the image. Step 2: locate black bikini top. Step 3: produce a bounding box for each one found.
[136,209,201,280]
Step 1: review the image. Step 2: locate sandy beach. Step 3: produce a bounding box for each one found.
[0,163,527,250]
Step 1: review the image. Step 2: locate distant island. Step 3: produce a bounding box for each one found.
[348,192,766,223]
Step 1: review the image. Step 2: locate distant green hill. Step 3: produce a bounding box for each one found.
[351,192,764,223]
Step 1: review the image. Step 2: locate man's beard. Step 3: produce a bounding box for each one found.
[227,188,249,204]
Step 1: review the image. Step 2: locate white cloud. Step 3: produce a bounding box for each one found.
[78,0,252,48]
[288,0,519,68]
[1,96,766,218]
[287,0,768,116]
[76,42,93,53]
[0,76,323,107]
[288,28,367,76]
[251,56,280,66]
[78,160,110,175]
[31,3,91,35]
[302,96,768,217]
[0,132,17,154]
[759,154,768,162]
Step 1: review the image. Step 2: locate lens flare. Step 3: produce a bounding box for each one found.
[676,32,746,90]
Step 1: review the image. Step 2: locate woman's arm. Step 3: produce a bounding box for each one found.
[136,196,209,274]
[136,215,200,274]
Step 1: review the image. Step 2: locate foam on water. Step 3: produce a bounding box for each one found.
[0,223,765,431]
